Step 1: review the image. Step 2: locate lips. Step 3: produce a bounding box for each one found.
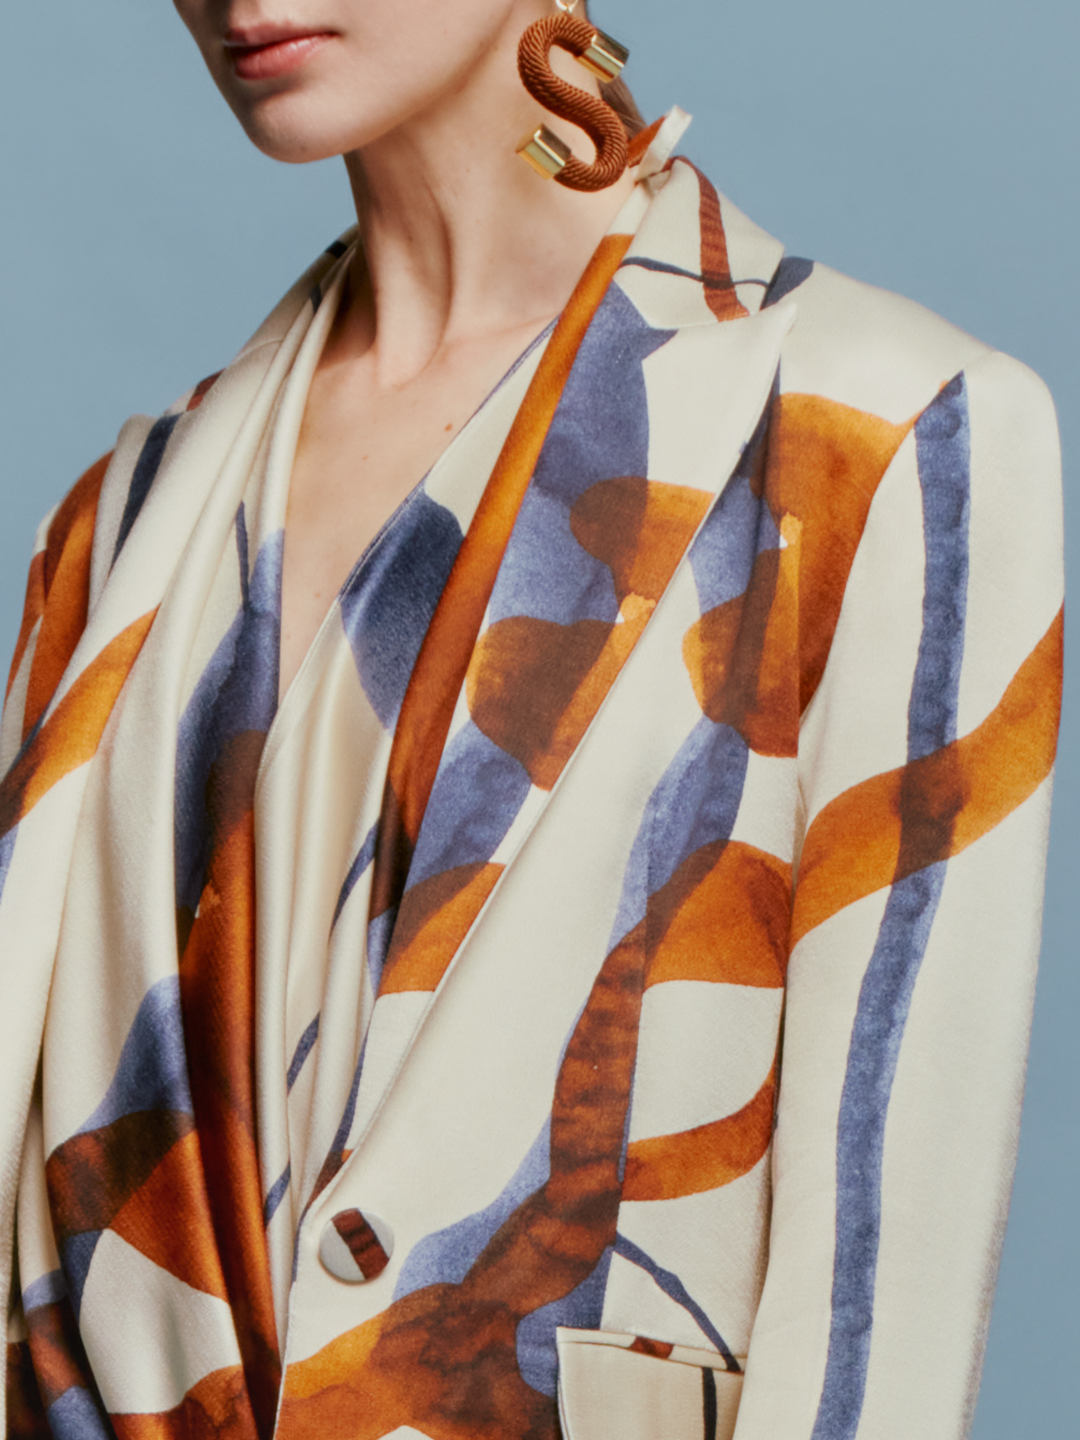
[225,30,335,82]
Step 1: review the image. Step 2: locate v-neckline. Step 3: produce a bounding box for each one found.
[259,269,557,776]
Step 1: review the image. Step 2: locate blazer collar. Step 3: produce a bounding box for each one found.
[341,135,798,1153]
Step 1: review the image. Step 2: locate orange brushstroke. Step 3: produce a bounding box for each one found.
[536,596,653,787]
[645,841,792,989]
[6,552,45,704]
[682,515,802,756]
[693,165,749,323]
[466,603,652,792]
[23,453,111,740]
[370,233,633,926]
[180,790,280,1435]
[279,1314,386,1404]
[626,118,664,167]
[379,862,505,995]
[467,617,611,787]
[45,1110,194,1243]
[792,607,1063,948]
[0,610,157,837]
[622,1064,776,1202]
[109,1130,231,1301]
[763,394,915,715]
[629,1336,675,1358]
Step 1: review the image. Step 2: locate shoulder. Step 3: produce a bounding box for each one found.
[772,258,1056,443]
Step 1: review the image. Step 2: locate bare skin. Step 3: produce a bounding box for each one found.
[172,0,636,697]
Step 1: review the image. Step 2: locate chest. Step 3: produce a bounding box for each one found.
[279,322,555,698]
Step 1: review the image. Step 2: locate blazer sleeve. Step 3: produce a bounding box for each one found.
[733,351,1063,1439]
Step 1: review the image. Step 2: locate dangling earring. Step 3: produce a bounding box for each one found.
[516,0,630,192]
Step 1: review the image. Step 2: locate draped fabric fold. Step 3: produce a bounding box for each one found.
[1,106,1062,1440]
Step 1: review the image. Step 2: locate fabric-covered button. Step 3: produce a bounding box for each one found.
[319,1209,394,1282]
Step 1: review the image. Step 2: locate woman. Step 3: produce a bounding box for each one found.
[1,1,1063,1438]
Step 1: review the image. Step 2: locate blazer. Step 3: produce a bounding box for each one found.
[0,114,1063,1440]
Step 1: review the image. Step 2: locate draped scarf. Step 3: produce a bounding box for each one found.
[3,113,691,1440]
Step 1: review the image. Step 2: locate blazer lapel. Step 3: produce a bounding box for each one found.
[345,154,798,1142]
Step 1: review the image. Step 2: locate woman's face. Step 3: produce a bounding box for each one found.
[173,0,546,164]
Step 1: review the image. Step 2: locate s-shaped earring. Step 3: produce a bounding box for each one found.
[516,0,630,191]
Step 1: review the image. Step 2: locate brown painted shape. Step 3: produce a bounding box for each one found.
[280,924,647,1440]
[180,793,280,1437]
[109,1130,230,1301]
[792,607,1063,948]
[645,840,792,989]
[629,1336,675,1358]
[24,1297,100,1412]
[682,527,801,757]
[569,477,713,605]
[186,371,223,413]
[467,617,612,786]
[622,1065,776,1202]
[691,165,750,323]
[45,1109,193,1244]
[5,1340,51,1440]
[332,1211,390,1281]
[379,862,504,996]
[681,393,915,754]
[110,1364,257,1440]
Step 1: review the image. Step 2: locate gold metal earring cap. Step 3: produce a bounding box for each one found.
[575,29,629,82]
[517,125,572,179]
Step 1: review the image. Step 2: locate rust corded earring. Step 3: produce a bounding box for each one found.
[516,0,630,191]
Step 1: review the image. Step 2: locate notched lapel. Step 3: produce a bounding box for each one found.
[348,165,797,1141]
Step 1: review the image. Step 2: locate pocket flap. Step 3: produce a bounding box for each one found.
[556,1328,744,1440]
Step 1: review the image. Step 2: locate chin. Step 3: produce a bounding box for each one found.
[221,64,440,165]
[222,84,378,164]
[232,103,358,165]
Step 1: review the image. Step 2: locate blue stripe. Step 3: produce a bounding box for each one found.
[332,823,377,928]
[812,374,971,1438]
[45,1385,112,1440]
[21,1267,68,1312]
[762,257,814,309]
[618,256,771,289]
[908,376,972,757]
[703,1367,719,1440]
[263,1164,291,1227]
[0,825,17,912]
[112,414,179,566]
[287,1015,320,1091]
[614,1234,741,1371]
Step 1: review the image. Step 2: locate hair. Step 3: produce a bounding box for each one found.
[579,2,647,137]
[600,75,646,137]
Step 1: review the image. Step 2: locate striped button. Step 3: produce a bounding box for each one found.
[319,1209,394,1283]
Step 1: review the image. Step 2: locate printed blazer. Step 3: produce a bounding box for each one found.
[0,115,1064,1440]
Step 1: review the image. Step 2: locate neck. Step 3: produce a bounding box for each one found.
[335,2,636,387]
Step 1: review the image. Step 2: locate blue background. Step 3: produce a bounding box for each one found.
[0,1,1074,1432]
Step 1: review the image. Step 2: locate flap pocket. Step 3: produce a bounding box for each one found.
[556,1328,744,1440]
